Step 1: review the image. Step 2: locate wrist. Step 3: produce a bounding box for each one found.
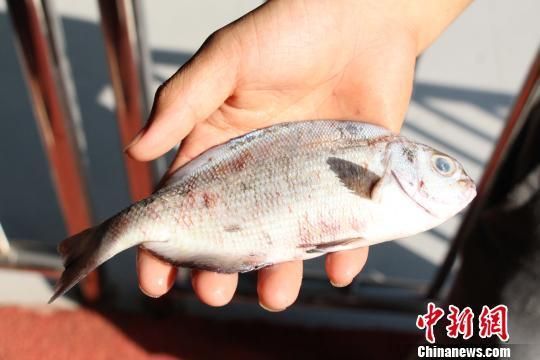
[343,0,472,55]
[402,0,473,54]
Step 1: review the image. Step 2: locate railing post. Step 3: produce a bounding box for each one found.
[97,0,154,201]
[7,0,101,301]
[6,0,93,235]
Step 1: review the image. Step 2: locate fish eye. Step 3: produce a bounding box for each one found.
[432,155,456,176]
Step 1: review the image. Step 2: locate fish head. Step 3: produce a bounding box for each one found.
[388,140,476,219]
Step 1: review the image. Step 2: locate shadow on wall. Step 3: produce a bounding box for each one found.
[0,14,514,283]
[405,82,513,167]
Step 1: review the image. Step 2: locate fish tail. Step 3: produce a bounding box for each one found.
[49,225,106,303]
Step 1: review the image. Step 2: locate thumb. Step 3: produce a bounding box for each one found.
[126,31,240,161]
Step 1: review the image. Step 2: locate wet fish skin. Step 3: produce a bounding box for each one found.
[49,120,476,303]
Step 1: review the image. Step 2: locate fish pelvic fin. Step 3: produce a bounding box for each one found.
[301,237,366,254]
[49,225,105,304]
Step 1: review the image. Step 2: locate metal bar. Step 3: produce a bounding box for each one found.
[131,0,153,115]
[0,241,63,271]
[0,223,10,256]
[130,0,171,178]
[427,50,540,299]
[169,283,426,315]
[6,0,100,303]
[6,0,93,235]
[97,0,154,201]
[302,268,428,292]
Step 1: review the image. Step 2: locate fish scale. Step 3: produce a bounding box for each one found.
[49,120,476,303]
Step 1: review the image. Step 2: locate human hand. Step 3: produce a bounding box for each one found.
[127,0,471,310]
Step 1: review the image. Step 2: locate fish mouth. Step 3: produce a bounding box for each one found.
[457,175,477,204]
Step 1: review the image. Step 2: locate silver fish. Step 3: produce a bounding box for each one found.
[49,120,476,303]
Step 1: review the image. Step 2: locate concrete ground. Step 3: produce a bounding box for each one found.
[0,0,539,322]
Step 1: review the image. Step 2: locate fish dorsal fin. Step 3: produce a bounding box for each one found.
[327,157,382,199]
[161,146,226,188]
[163,121,393,189]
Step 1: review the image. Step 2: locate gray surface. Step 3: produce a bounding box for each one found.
[0,0,539,310]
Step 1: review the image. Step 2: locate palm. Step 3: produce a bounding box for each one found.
[196,1,416,151]
[129,0,418,310]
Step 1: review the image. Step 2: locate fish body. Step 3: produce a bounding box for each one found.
[50,120,476,302]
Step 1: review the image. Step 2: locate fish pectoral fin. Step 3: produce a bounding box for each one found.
[327,157,381,200]
[304,237,366,254]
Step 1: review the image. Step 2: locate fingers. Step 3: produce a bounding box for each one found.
[191,270,238,307]
[137,246,367,306]
[325,247,369,287]
[257,261,303,311]
[137,246,238,306]
[126,31,240,161]
[137,247,177,297]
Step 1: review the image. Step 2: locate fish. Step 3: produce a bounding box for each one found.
[49,120,476,303]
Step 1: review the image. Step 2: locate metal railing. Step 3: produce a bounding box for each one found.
[4,0,155,302]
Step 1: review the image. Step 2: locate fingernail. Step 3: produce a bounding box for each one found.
[139,284,162,298]
[124,128,145,152]
[330,280,350,288]
[259,301,286,312]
